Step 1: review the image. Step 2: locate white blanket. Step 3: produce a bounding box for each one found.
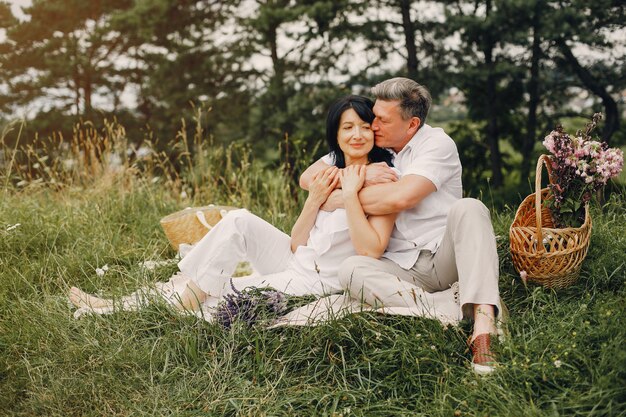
[72,269,462,327]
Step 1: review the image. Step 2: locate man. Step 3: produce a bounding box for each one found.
[300,77,502,374]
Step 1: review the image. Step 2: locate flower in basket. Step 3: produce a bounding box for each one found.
[214,279,289,328]
[542,113,624,228]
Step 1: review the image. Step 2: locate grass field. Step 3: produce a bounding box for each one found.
[1,123,625,416]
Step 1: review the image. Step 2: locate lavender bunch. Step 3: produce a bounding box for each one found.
[214,279,288,329]
[542,113,623,227]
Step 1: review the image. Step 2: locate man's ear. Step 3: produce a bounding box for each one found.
[407,117,421,136]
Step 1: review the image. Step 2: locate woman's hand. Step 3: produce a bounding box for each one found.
[340,165,366,199]
[292,166,339,251]
[307,166,340,207]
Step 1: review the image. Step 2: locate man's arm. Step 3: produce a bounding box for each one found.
[300,160,399,191]
[299,159,330,190]
[321,174,437,215]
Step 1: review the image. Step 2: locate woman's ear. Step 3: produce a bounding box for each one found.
[408,117,421,136]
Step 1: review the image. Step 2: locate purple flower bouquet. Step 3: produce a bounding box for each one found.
[214,279,289,329]
[542,113,623,228]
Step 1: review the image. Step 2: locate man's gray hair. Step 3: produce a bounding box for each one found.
[371,77,432,123]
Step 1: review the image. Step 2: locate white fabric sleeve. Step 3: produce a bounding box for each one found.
[401,137,459,190]
[320,153,334,166]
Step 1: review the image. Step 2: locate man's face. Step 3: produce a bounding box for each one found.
[372,99,415,153]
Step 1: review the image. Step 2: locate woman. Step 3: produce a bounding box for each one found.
[69,95,397,315]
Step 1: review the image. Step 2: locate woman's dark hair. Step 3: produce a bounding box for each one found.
[326,95,394,168]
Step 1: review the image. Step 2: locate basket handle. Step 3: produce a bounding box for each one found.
[195,211,214,230]
[194,208,229,230]
[534,154,554,253]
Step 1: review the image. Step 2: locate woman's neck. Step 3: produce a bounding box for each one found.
[344,155,369,166]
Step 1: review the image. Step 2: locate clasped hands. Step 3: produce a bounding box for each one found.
[307,162,398,209]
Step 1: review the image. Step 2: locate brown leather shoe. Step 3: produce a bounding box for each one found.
[468,333,496,375]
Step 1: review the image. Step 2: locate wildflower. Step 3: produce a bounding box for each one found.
[6,223,21,231]
[519,270,528,285]
[554,360,562,368]
[95,265,108,277]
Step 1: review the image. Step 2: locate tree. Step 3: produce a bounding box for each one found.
[345,0,450,96]
[110,0,254,145]
[236,1,351,154]
[440,0,526,188]
[0,0,133,118]
[549,0,625,142]
[491,0,625,180]
[0,1,18,117]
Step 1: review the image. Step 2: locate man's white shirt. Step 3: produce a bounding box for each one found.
[320,123,462,269]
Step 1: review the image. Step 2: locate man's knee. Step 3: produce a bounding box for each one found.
[338,256,373,292]
[449,198,489,220]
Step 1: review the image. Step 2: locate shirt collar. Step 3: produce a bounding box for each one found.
[397,123,431,155]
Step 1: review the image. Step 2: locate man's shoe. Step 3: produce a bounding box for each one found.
[469,333,496,375]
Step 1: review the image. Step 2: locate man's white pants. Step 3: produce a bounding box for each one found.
[338,198,501,319]
[178,209,330,298]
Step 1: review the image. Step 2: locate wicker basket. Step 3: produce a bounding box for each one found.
[160,205,239,251]
[509,155,592,289]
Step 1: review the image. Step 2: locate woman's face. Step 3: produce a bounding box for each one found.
[337,108,374,165]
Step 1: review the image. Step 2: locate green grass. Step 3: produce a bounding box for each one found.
[1,173,624,416]
[1,117,625,415]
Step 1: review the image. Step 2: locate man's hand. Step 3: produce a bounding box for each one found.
[320,189,344,212]
[364,162,399,187]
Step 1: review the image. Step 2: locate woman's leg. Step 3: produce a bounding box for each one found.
[173,280,207,311]
[173,268,333,313]
[179,209,293,299]
[70,210,293,313]
[69,285,162,312]
[69,287,114,309]
[229,269,335,297]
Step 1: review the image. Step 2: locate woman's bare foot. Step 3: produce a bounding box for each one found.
[69,287,113,309]
[173,280,207,312]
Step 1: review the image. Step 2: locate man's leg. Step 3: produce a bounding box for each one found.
[338,255,460,320]
[431,198,501,373]
[178,209,293,301]
[431,198,501,337]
